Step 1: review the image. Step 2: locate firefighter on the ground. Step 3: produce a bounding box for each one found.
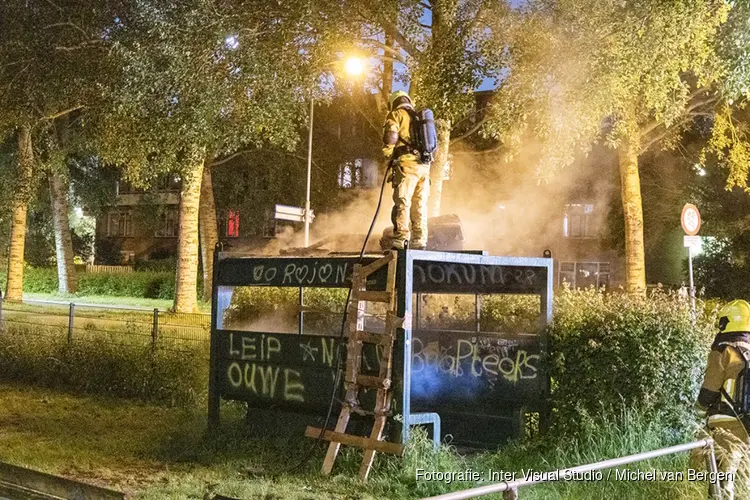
[382,90,437,250]
[696,299,750,499]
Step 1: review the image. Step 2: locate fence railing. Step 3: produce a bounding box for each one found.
[422,439,720,500]
[0,298,210,352]
[84,264,134,274]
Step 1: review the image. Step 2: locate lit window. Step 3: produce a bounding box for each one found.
[559,262,610,288]
[338,159,362,188]
[227,210,240,238]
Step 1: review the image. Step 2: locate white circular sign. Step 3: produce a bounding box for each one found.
[681,204,701,236]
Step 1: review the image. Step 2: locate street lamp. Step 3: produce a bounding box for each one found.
[304,55,366,247]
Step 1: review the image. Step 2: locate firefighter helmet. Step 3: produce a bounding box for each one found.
[389,90,412,110]
[718,300,750,333]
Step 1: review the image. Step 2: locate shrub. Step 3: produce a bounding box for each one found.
[5,267,203,300]
[548,287,716,437]
[0,323,206,405]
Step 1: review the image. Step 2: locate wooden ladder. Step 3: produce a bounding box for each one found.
[305,250,404,481]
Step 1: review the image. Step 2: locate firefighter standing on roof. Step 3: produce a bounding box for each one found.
[696,299,750,499]
[382,91,431,250]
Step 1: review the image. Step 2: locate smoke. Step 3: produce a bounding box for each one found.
[440,141,619,257]
[243,132,618,258]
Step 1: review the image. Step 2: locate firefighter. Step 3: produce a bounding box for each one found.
[382,90,430,250]
[696,299,750,499]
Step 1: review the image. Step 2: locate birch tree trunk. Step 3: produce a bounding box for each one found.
[50,117,77,294]
[429,118,451,217]
[50,170,77,294]
[199,155,218,303]
[6,125,34,302]
[173,153,204,313]
[618,133,647,294]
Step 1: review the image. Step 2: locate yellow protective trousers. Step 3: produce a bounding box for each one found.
[390,162,430,249]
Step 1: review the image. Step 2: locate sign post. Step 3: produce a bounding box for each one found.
[681,204,701,322]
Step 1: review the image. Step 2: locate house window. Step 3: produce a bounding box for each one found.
[563,203,595,238]
[338,159,362,188]
[227,210,240,238]
[559,262,610,289]
[107,211,133,237]
[155,208,179,237]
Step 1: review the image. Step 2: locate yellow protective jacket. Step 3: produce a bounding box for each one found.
[696,332,750,425]
[382,105,424,174]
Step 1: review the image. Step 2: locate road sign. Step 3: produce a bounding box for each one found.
[681,204,701,236]
[274,204,314,223]
[684,235,701,248]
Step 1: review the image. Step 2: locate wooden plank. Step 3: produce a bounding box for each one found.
[350,331,394,347]
[356,374,391,389]
[321,407,351,475]
[357,252,395,278]
[305,427,404,456]
[359,414,388,481]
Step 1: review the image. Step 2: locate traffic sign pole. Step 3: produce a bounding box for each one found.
[687,245,695,323]
[681,204,701,325]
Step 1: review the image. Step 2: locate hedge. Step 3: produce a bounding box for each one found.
[3,266,203,300]
[549,286,715,436]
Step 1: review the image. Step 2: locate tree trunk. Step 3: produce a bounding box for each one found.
[618,134,647,294]
[173,153,204,313]
[199,155,218,303]
[50,117,77,294]
[6,125,34,302]
[50,170,77,294]
[429,118,451,217]
[382,32,394,99]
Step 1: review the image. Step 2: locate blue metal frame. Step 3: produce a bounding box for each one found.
[207,249,554,442]
[400,250,554,444]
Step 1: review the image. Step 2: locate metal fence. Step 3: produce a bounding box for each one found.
[421,439,720,500]
[0,298,210,352]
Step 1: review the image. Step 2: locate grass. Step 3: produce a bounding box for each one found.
[22,292,211,312]
[0,383,719,500]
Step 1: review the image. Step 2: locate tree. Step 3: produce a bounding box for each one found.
[94,2,342,312]
[0,0,121,300]
[350,0,508,216]
[199,155,219,303]
[490,0,750,293]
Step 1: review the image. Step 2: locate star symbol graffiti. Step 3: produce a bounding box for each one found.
[299,341,319,362]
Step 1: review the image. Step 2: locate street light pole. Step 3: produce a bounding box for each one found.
[301,56,364,248]
[304,97,314,248]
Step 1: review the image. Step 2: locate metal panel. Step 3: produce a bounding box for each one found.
[216,331,380,413]
[215,256,388,289]
[208,249,555,448]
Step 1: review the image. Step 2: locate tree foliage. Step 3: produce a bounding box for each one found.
[490,0,737,173]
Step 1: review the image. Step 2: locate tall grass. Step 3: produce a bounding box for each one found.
[0,323,207,405]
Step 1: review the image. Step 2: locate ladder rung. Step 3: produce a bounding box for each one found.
[357,252,395,278]
[354,291,391,303]
[350,331,394,346]
[356,375,391,389]
[305,427,404,455]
